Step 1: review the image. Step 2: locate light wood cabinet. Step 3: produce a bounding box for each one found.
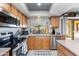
[0,3,11,12]
[27,36,35,50]
[42,37,50,49]
[50,16,59,28]
[11,5,18,17]
[58,35,65,40]
[57,49,65,56]
[18,12,23,27]
[59,35,65,40]
[35,37,42,49]
[27,36,50,50]
[22,15,27,27]
[57,43,76,56]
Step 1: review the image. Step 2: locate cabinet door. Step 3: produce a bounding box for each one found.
[18,12,23,27]
[35,37,42,49]
[27,36,35,50]
[0,3,11,12]
[22,15,27,27]
[57,43,75,56]
[11,5,18,16]
[22,15,25,27]
[57,49,65,56]
[51,16,59,28]
[42,37,50,49]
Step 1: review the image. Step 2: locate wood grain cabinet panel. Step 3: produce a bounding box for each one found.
[27,36,50,50]
[34,37,42,49]
[11,5,18,17]
[27,36,35,50]
[57,49,65,56]
[0,3,11,12]
[19,12,23,27]
[59,35,65,40]
[57,43,76,56]
[42,37,50,49]
[50,16,59,28]
[22,15,25,27]
[22,15,27,27]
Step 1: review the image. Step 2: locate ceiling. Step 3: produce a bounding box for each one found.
[25,3,52,11]
[12,3,79,17]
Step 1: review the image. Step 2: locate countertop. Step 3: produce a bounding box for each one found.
[57,40,79,56]
[0,48,11,56]
[28,34,63,36]
[20,35,29,38]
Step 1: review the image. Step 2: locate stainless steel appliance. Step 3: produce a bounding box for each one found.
[0,7,20,27]
[50,36,57,49]
[0,36,18,56]
[0,32,22,56]
[12,42,23,56]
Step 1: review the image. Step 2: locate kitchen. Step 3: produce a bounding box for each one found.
[0,3,79,56]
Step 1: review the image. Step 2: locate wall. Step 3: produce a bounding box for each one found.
[28,16,50,34]
[74,31,79,40]
[60,16,67,35]
[28,16,61,34]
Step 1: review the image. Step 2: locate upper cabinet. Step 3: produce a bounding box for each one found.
[0,3,11,12]
[18,12,23,27]
[22,15,27,27]
[50,16,59,28]
[11,5,18,17]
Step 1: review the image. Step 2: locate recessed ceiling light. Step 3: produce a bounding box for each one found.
[37,3,41,6]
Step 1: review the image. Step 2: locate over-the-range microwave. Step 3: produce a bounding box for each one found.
[0,7,20,27]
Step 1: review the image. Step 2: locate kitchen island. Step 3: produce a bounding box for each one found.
[0,48,11,56]
[57,40,79,56]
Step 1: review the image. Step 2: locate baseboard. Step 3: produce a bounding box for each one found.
[49,49,57,50]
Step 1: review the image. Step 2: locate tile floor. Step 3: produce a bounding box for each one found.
[27,50,57,56]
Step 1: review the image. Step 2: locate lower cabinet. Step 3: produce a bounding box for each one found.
[57,43,76,56]
[42,37,50,49]
[57,49,65,56]
[35,37,42,49]
[27,36,35,50]
[59,35,65,40]
[27,36,50,50]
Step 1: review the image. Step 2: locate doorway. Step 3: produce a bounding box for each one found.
[66,19,79,40]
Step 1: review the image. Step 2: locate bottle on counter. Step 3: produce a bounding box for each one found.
[52,28,55,34]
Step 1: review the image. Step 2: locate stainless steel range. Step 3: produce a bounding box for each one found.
[0,32,23,56]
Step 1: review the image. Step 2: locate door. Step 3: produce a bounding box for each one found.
[35,37,42,49]
[27,36,35,50]
[42,37,50,49]
[66,20,73,40]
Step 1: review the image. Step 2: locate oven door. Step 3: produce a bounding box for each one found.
[12,44,22,56]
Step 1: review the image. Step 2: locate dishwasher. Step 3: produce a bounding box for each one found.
[50,36,57,50]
